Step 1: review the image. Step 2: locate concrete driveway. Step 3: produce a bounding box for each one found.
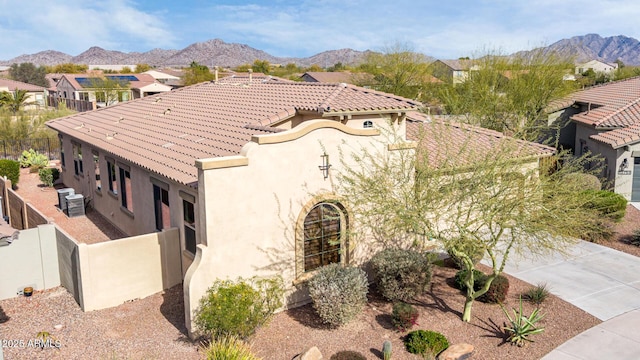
[493,240,640,359]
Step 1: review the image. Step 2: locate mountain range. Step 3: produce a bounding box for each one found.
[2,34,640,68]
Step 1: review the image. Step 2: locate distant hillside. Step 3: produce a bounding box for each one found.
[518,34,640,65]
[0,39,371,68]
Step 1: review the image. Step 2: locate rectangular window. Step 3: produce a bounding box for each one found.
[183,199,196,254]
[93,151,101,191]
[59,136,65,168]
[118,91,130,102]
[119,167,132,212]
[95,91,106,103]
[153,184,170,231]
[72,143,83,176]
[107,160,117,195]
[79,92,90,101]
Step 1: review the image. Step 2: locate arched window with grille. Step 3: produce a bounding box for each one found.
[302,202,348,272]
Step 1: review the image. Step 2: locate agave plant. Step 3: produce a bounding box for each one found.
[501,297,545,346]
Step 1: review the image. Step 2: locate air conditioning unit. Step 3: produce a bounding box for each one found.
[65,194,85,218]
[57,188,75,212]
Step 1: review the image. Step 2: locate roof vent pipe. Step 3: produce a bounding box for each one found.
[214,66,219,82]
[248,69,253,82]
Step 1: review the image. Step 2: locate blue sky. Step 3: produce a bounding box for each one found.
[1,0,639,61]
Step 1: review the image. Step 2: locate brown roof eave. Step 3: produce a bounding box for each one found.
[321,107,418,118]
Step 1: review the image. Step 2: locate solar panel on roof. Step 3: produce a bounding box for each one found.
[75,75,138,88]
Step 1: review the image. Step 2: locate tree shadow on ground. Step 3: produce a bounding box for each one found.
[473,315,509,346]
[286,303,334,330]
[159,284,192,343]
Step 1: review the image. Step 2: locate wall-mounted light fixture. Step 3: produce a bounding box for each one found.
[318,153,331,179]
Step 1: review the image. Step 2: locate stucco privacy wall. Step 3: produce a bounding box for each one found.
[0,224,60,300]
[55,226,84,307]
[75,228,181,311]
[184,118,406,335]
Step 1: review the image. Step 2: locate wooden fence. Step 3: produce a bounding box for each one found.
[47,95,95,113]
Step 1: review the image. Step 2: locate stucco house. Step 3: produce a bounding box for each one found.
[548,76,640,201]
[47,75,553,336]
[0,78,47,109]
[54,73,172,107]
[431,59,479,84]
[575,59,618,76]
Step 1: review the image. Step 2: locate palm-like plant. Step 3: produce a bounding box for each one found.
[0,89,34,114]
[501,297,545,346]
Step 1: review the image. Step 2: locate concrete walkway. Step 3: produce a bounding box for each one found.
[491,240,640,359]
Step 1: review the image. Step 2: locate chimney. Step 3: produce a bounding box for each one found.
[214,66,219,82]
[248,69,253,82]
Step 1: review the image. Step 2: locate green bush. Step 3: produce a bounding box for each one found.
[454,269,508,303]
[392,302,419,332]
[194,276,284,339]
[404,330,449,357]
[478,274,509,304]
[564,172,601,191]
[454,268,486,291]
[19,149,48,169]
[38,167,59,187]
[0,159,20,187]
[308,264,368,327]
[370,248,432,302]
[582,190,627,222]
[581,218,615,242]
[200,336,260,360]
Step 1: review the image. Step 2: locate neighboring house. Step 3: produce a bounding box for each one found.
[431,59,479,84]
[55,73,171,107]
[548,76,640,201]
[575,59,618,75]
[143,69,184,88]
[0,78,47,109]
[300,71,358,83]
[47,76,552,337]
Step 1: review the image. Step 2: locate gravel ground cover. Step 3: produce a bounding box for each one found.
[1,171,638,359]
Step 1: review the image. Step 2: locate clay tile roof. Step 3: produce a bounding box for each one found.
[0,78,45,92]
[302,72,357,83]
[47,81,419,187]
[568,76,640,128]
[406,114,555,167]
[590,123,640,148]
[438,59,473,71]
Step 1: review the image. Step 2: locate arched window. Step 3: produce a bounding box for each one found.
[302,202,348,272]
[363,120,373,128]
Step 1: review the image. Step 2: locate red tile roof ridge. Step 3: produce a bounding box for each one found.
[318,83,348,112]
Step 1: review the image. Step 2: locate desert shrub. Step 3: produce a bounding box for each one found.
[200,336,260,360]
[329,351,367,360]
[308,264,368,326]
[581,218,615,242]
[454,268,486,291]
[454,269,508,303]
[404,330,449,357]
[0,159,19,187]
[478,274,509,304]
[370,248,432,301]
[38,167,59,187]
[522,283,550,305]
[446,240,484,269]
[194,276,284,339]
[628,229,640,247]
[581,190,627,222]
[502,297,545,347]
[392,302,419,332]
[19,149,48,169]
[564,172,601,191]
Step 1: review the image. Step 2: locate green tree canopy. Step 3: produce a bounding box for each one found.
[183,61,214,85]
[0,89,34,114]
[9,63,48,87]
[135,63,152,73]
[45,63,89,73]
[436,50,576,143]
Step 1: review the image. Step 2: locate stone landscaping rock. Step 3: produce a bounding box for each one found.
[438,343,474,360]
[293,346,323,360]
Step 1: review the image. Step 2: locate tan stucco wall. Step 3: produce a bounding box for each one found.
[0,224,60,300]
[76,228,182,311]
[574,123,633,198]
[184,118,405,336]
